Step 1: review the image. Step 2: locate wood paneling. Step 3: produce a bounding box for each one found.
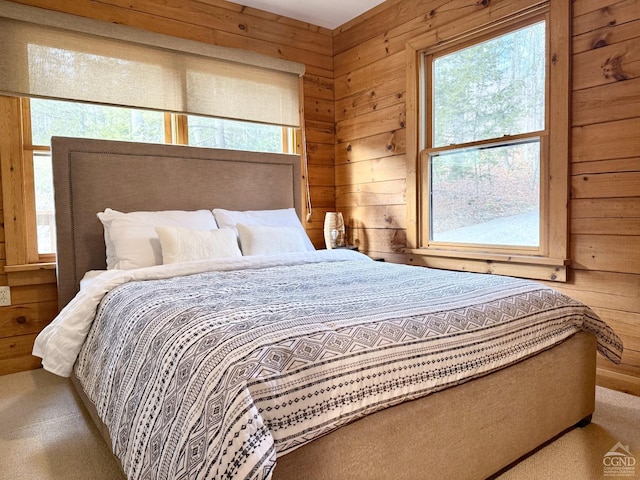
[572,171,640,198]
[572,35,640,90]
[336,179,407,208]
[572,118,640,162]
[335,155,407,186]
[336,129,406,165]
[573,0,640,37]
[573,17,639,54]
[0,333,41,375]
[568,0,640,395]
[0,301,58,338]
[572,77,640,126]
[572,198,640,218]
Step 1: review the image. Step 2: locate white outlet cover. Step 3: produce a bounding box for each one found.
[0,286,11,306]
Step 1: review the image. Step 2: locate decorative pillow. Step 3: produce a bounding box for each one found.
[155,226,241,264]
[212,208,314,251]
[236,223,308,256]
[97,208,218,270]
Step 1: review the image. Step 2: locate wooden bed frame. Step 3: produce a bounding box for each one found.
[52,136,596,480]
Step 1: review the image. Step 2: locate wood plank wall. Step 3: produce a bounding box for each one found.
[333,0,640,395]
[0,0,335,375]
[2,0,638,397]
[567,0,640,395]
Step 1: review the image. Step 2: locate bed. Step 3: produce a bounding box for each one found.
[33,136,623,480]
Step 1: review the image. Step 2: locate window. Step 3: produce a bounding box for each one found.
[426,21,545,250]
[27,99,167,255]
[429,139,541,247]
[405,1,570,281]
[5,97,294,260]
[187,115,285,153]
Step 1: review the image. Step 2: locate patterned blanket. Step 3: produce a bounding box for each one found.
[73,254,622,480]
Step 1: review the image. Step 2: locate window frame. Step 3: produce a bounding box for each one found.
[405,1,570,282]
[0,96,295,270]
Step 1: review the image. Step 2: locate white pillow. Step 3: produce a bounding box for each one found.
[237,224,308,256]
[155,226,241,264]
[97,208,218,270]
[212,208,314,251]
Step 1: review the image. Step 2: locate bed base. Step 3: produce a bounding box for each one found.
[71,331,596,480]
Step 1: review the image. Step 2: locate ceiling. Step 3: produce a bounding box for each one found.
[226,0,387,29]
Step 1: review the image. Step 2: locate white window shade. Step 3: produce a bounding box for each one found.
[0,1,303,127]
[184,55,300,127]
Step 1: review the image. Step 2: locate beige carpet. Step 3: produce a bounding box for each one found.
[1,369,638,480]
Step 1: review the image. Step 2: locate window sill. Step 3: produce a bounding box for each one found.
[4,262,56,273]
[405,249,568,282]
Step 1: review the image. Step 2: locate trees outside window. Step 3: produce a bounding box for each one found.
[187,115,283,153]
[22,98,292,256]
[425,20,546,251]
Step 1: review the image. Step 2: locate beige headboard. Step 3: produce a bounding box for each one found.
[52,136,302,309]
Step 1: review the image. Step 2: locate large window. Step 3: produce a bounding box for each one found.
[426,21,545,250]
[19,98,293,257]
[405,1,570,281]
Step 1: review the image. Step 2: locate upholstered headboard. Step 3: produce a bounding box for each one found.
[52,136,302,309]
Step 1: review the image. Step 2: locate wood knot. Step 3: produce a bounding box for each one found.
[238,24,246,31]
[592,39,607,49]
[602,56,628,81]
[477,0,490,6]
[387,143,394,151]
[16,316,27,324]
[346,144,352,152]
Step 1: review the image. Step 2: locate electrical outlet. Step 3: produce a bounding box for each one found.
[0,286,11,306]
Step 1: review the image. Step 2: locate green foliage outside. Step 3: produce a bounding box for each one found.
[428,21,545,246]
[29,99,284,253]
[187,115,283,153]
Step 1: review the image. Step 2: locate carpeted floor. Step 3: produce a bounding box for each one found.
[1,369,638,480]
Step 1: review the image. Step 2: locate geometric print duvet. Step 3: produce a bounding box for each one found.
[73,253,623,480]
